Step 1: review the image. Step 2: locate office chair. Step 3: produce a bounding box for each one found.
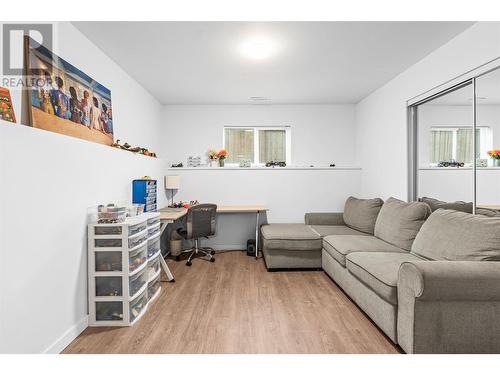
[176,203,217,266]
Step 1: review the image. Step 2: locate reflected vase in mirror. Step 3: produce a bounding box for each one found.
[487,150,500,167]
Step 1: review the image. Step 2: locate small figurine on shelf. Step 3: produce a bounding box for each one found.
[111,139,157,158]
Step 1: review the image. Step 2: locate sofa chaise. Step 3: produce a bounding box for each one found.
[261,196,500,353]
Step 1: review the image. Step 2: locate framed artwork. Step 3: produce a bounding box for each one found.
[24,36,113,146]
[0,87,16,123]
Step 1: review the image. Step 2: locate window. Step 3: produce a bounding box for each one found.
[223,126,291,165]
[430,127,491,165]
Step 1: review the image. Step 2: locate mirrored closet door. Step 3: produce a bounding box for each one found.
[409,65,500,215]
[475,68,500,213]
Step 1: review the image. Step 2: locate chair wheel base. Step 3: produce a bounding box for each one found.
[186,261,192,266]
[210,258,215,262]
[211,250,216,255]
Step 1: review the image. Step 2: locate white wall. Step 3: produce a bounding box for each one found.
[161,104,359,249]
[0,22,166,353]
[169,168,361,249]
[162,104,356,167]
[355,22,500,200]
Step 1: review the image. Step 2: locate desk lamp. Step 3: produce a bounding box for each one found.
[165,175,180,206]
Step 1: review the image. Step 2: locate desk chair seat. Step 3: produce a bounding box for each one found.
[176,203,217,266]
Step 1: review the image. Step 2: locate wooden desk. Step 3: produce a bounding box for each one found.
[159,205,269,259]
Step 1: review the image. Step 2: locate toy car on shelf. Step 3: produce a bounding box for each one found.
[265,161,286,167]
[437,159,465,168]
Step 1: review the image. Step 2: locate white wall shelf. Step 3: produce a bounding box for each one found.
[167,166,361,171]
[419,167,500,170]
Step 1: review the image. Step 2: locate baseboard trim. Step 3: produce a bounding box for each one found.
[212,244,246,251]
[43,315,89,354]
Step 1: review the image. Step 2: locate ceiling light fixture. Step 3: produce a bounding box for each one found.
[250,96,270,101]
[240,36,275,60]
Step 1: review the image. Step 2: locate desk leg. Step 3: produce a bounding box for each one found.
[160,220,175,282]
[255,211,260,259]
[160,255,175,282]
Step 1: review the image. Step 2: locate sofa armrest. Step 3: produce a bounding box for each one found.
[398,261,500,301]
[304,212,345,226]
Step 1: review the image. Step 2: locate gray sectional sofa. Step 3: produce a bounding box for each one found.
[261,196,500,353]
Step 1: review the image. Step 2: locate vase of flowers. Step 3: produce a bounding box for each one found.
[487,150,500,167]
[218,149,228,167]
[207,149,219,167]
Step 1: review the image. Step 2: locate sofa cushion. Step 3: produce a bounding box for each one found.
[261,224,321,251]
[323,235,406,267]
[411,209,500,261]
[374,197,431,251]
[311,225,368,237]
[419,196,473,213]
[346,252,424,305]
[343,196,384,234]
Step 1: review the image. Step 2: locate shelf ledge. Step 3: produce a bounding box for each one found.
[167,166,361,171]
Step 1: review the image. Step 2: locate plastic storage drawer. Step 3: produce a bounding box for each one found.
[147,274,161,301]
[146,203,157,212]
[94,226,122,236]
[128,231,148,249]
[95,251,122,272]
[129,269,147,298]
[129,243,147,273]
[96,301,123,321]
[148,223,161,237]
[94,237,122,248]
[147,215,160,227]
[130,291,147,323]
[129,221,147,236]
[95,276,123,297]
[147,236,161,258]
[147,256,161,280]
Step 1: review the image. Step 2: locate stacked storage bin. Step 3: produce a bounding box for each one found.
[132,179,157,212]
[88,216,149,326]
[144,212,162,303]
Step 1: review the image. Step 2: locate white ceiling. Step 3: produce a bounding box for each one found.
[73,21,474,105]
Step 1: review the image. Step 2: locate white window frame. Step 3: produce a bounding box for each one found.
[429,126,492,165]
[222,126,292,166]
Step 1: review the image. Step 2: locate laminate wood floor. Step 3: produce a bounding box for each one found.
[63,251,400,354]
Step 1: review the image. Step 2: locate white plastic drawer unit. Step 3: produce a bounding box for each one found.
[95,251,122,272]
[129,243,147,274]
[147,274,161,301]
[95,276,123,297]
[148,222,161,238]
[130,290,147,323]
[147,256,161,280]
[147,235,161,258]
[129,269,147,298]
[95,301,123,322]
